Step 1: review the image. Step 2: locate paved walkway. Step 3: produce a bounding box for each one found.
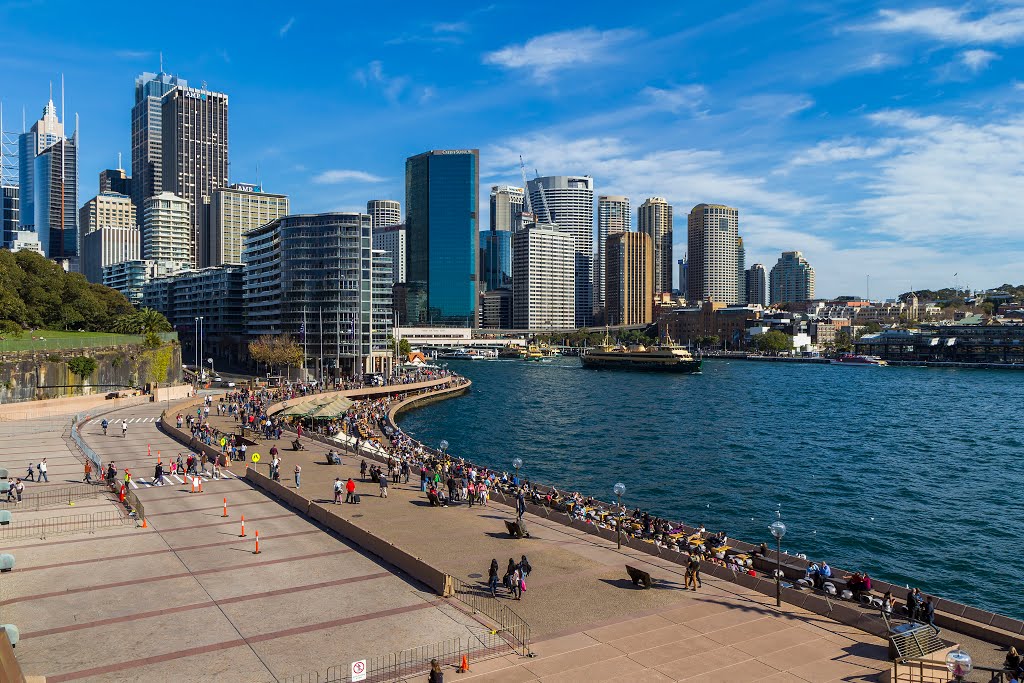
[0,398,486,683]
[199,402,895,682]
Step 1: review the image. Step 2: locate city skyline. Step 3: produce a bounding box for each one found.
[1,2,1022,297]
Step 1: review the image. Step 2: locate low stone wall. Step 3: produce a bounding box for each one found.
[385,381,471,427]
[0,391,153,421]
[267,377,462,418]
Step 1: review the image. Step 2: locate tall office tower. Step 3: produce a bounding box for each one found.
[142,192,191,271]
[372,224,406,284]
[99,166,132,196]
[512,224,575,330]
[18,97,63,232]
[736,236,746,305]
[490,185,525,232]
[242,212,393,376]
[79,192,136,276]
[595,195,630,320]
[482,228,512,291]
[605,231,653,326]
[677,258,688,300]
[208,183,289,266]
[745,263,767,306]
[769,251,815,303]
[638,197,673,295]
[687,204,739,304]
[366,199,401,229]
[161,83,229,268]
[32,135,78,260]
[1,186,18,248]
[81,226,140,284]
[405,149,479,326]
[526,175,594,327]
[131,71,185,209]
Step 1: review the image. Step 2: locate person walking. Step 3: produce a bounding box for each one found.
[428,659,444,683]
[345,477,356,504]
[378,471,388,498]
[121,419,128,438]
[154,461,165,486]
[83,460,93,484]
[923,595,939,634]
[38,458,48,482]
[488,559,500,597]
[13,478,24,504]
[516,490,526,519]
[25,462,34,482]
[101,418,108,435]
[685,553,702,591]
[334,478,343,504]
[519,555,532,582]
[294,463,302,489]
[360,459,368,481]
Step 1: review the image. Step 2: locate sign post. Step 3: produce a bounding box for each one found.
[351,660,366,682]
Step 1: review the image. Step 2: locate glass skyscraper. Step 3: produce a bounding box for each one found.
[483,229,512,291]
[405,149,479,326]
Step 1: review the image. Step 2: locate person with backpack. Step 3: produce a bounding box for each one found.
[519,555,532,582]
[334,478,343,504]
[37,459,48,482]
[685,553,702,591]
[101,418,108,435]
[428,659,444,683]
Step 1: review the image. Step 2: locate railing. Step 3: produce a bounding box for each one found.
[124,487,145,526]
[71,412,105,475]
[893,655,1016,682]
[280,630,511,683]
[0,509,133,541]
[0,483,104,511]
[448,576,532,657]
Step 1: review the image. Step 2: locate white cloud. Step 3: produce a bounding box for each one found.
[868,6,1024,44]
[641,85,707,114]
[784,138,896,170]
[483,27,640,82]
[959,48,999,71]
[353,61,413,103]
[432,21,469,33]
[313,170,386,184]
[114,49,152,60]
[279,17,295,37]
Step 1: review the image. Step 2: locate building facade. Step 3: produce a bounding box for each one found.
[526,175,594,327]
[99,167,132,196]
[32,136,78,260]
[677,257,688,300]
[405,149,479,326]
[490,185,525,232]
[481,288,513,329]
[745,263,767,306]
[595,195,630,320]
[605,231,653,326]
[769,251,815,303]
[658,300,763,348]
[2,185,18,248]
[208,183,289,266]
[142,192,191,270]
[482,228,512,291]
[81,225,140,284]
[512,224,575,330]
[687,203,739,304]
[242,213,393,376]
[131,71,185,210]
[18,97,64,233]
[160,83,229,268]
[372,223,407,284]
[366,199,401,229]
[79,192,136,242]
[103,259,171,305]
[736,236,746,305]
[638,197,673,296]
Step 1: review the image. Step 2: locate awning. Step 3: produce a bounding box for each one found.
[308,396,354,419]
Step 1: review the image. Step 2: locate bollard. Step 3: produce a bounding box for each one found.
[222,497,228,517]
[253,530,261,554]
[148,444,151,457]
[240,515,246,537]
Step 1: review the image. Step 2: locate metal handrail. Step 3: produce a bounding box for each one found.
[0,509,132,541]
[447,576,532,657]
[0,483,103,511]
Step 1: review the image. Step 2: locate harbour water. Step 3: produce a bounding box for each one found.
[398,357,1024,619]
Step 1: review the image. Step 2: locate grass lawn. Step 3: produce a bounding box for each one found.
[0,330,172,353]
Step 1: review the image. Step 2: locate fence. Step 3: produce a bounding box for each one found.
[893,656,1016,682]
[0,483,104,511]
[0,509,133,541]
[70,412,105,476]
[124,487,145,526]
[447,576,532,657]
[280,630,511,683]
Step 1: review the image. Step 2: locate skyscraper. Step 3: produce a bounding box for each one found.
[142,192,191,271]
[687,204,739,304]
[605,231,653,326]
[367,199,401,229]
[490,185,525,232]
[769,251,815,303]
[208,183,289,266]
[638,197,673,295]
[372,224,406,284]
[736,236,746,305]
[99,166,132,196]
[79,192,137,279]
[678,258,688,300]
[746,264,767,306]
[526,175,594,327]
[482,228,512,291]
[404,149,479,326]
[2,186,19,249]
[596,195,630,320]
[161,82,229,268]
[512,224,575,329]
[18,97,63,232]
[131,71,185,209]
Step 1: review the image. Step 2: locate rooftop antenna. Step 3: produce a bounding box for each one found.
[159,51,164,73]
[61,73,64,124]
[49,80,53,104]
[256,161,261,189]
[117,151,123,171]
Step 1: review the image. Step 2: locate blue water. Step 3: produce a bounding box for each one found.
[398,358,1024,619]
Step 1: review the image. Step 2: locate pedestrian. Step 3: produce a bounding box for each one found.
[334,478,343,504]
[38,458,48,482]
[519,555,532,581]
[345,477,356,503]
[516,490,526,519]
[106,462,116,484]
[428,659,443,683]
[923,595,939,634]
[686,553,702,591]
[25,462,34,482]
[467,481,475,507]
[360,459,367,481]
[14,478,24,504]
[378,471,388,498]
[488,558,500,597]
[84,460,93,484]
[154,461,165,486]
[906,589,920,623]
[294,463,301,489]
[4,479,14,503]
[121,419,128,437]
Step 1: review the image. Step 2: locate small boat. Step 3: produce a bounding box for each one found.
[581,343,702,373]
[831,354,888,366]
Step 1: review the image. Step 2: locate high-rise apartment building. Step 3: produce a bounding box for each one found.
[82,226,141,284]
[242,213,393,376]
[481,288,513,329]
[405,149,479,326]
[490,185,525,232]
[605,231,653,326]
[208,183,289,266]
[769,251,815,303]
[482,228,512,291]
[104,259,173,305]
[677,258,688,300]
[687,204,739,304]
[512,224,575,330]
[99,166,132,196]
[79,192,136,236]
[142,192,191,271]
[131,71,185,209]
[638,197,673,295]
[2,185,19,248]
[595,195,630,320]
[161,83,229,268]
[372,224,406,284]
[745,264,767,306]
[526,175,594,327]
[736,236,746,305]
[366,199,401,229]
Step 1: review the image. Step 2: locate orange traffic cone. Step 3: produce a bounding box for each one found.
[459,654,469,673]
[119,484,126,502]
[222,497,228,517]
[141,516,148,528]
[253,530,261,554]
[239,515,246,537]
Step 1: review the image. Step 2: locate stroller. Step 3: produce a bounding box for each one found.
[292,438,306,451]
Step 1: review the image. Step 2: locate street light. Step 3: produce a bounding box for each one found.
[769,519,787,608]
[511,457,523,486]
[439,440,449,458]
[613,482,626,549]
[945,649,972,682]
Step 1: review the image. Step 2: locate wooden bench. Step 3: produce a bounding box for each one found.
[626,565,652,589]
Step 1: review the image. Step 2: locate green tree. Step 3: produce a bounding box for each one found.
[67,356,98,383]
[751,330,792,354]
[834,331,853,353]
[387,336,413,356]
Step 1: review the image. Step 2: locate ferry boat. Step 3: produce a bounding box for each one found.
[581,343,702,373]
[525,345,545,361]
[498,345,528,360]
[830,353,888,366]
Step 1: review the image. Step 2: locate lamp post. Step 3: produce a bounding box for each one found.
[945,649,972,682]
[439,440,448,458]
[613,482,626,549]
[511,457,523,486]
[769,519,787,608]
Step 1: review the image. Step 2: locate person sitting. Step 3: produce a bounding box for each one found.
[1004,647,1022,673]
[327,449,341,465]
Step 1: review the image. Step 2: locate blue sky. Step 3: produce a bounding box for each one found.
[3,0,1024,298]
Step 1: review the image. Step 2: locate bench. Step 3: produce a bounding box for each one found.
[626,565,652,589]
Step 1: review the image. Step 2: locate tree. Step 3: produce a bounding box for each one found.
[67,356,98,383]
[751,330,792,354]
[112,308,172,335]
[387,335,413,356]
[834,331,853,353]
[248,334,304,374]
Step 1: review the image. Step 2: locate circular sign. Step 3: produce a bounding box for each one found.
[220,437,226,446]
[251,453,261,463]
[353,662,365,674]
